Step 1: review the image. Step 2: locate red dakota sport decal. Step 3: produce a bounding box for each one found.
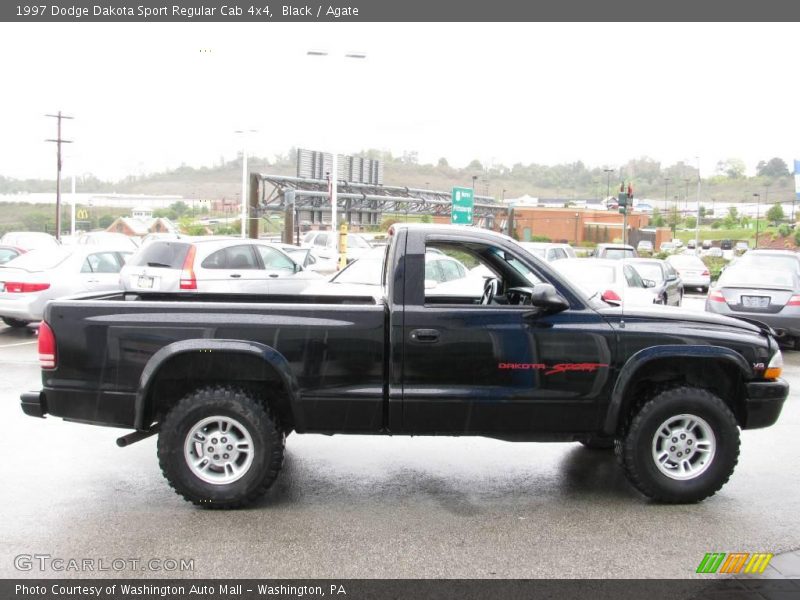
[498,362,608,375]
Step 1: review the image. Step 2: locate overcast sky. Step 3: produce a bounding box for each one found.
[1,22,798,181]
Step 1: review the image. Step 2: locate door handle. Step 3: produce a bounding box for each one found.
[269,274,279,278]
[230,274,241,278]
[410,329,440,343]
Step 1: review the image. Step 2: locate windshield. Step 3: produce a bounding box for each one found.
[603,248,634,260]
[669,255,705,269]
[737,254,800,273]
[556,262,616,285]
[346,234,371,249]
[127,242,191,268]
[718,268,796,289]
[633,263,664,282]
[2,248,72,271]
[331,257,383,285]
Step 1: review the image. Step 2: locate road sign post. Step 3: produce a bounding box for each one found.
[451,187,474,225]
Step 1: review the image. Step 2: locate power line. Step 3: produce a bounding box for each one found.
[45,111,73,241]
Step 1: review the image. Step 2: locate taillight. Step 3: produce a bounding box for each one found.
[38,322,56,369]
[5,282,50,293]
[179,245,197,290]
[701,270,710,276]
[787,295,800,306]
[601,289,622,303]
[708,289,726,303]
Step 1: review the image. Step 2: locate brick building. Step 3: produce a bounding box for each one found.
[510,207,650,245]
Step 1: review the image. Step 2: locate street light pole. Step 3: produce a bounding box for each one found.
[695,157,701,254]
[663,177,671,213]
[307,50,366,234]
[235,129,257,239]
[604,168,614,200]
[753,193,761,248]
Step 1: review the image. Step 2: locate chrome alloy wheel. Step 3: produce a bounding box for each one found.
[184,416,255,485]
[651,414,716,480]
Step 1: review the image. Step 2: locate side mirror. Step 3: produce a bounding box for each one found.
[642,279,656,288]
[293,262,303,273]
[529,283,569,313]
[424,279,438,290]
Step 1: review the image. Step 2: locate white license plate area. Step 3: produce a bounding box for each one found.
[137,275,154,289]
[742,295,769,308]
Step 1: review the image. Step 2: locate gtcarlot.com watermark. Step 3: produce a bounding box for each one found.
[14,553,194,573]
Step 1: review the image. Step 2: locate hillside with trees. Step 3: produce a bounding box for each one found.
[0,151,795,206]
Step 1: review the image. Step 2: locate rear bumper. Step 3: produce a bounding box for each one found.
[706,305,800,338]
[20,388,136,428]
[20,391,46,418]
[743,378,789,429]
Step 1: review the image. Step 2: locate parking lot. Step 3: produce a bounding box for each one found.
[1,290,798,579]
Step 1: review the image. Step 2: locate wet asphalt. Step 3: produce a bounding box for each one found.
[1,293,798,579]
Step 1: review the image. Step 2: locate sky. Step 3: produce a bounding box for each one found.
[1,22,799,181]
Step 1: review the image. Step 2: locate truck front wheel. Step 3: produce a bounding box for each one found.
[157,386,284,509]
[617,386,739,503]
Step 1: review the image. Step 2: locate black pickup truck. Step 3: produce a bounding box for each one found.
[20,225,788,508]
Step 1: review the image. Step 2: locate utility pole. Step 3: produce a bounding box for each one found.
[695,157,701,254]
[663,177,671,213]
[45,111,73,241]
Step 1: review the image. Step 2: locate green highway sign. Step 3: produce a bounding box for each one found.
[451,187,474,225]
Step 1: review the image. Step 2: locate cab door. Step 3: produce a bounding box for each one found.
[80,251,126,291]
[400,237,615,436]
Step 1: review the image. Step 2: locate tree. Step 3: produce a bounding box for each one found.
[466,159,484,172]
[685,216,697,229]
[766,202,785,225]
[756,157,790,178]
[698,206,707,219]
[651,207,665,227]
[169,201,190,218]
[715,158,746,179]
[436,157,449,168]
[666,206,680,233]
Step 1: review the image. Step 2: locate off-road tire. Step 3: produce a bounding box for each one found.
[157,386,284,509]
[2,317,29,328]
[617,386,739,503]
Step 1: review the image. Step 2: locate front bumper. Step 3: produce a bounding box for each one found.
[743,378,789,429]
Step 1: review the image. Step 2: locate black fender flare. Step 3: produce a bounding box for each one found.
[134,339,300,430]
[602,344,751,436]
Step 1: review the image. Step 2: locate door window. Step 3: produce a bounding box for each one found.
[82,252,122,273]
[257,246,295,271]
[624,264,645,288]
[201,245,259,270]
[439,259,463,282]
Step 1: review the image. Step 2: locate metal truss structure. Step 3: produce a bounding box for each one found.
[251,173,508,227]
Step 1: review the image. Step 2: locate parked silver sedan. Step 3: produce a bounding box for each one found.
[666,254,711,293]
[120,238,322,294]
[0,246,133,327]
[706,266,800,347]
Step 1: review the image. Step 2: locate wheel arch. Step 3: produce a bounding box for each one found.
[603,345,751,436]
[134,339,300,432]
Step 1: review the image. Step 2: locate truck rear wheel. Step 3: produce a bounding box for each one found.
[617,386,739,503]
[157,386,284,509]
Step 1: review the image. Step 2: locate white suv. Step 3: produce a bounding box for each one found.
[120,239,322,294]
